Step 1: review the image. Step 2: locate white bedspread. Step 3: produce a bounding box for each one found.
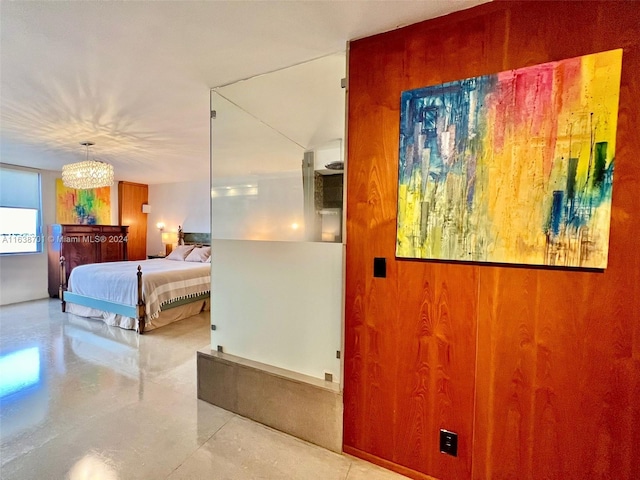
[68,259,210,320]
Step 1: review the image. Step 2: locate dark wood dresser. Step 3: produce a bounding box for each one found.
[47,224,129,297]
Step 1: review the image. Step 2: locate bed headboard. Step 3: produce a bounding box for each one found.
[178,226,210,246]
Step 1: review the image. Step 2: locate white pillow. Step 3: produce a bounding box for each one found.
[185,246,211,262]
[165,244,195,261]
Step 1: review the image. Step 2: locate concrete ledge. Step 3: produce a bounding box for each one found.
[197,349,343,453]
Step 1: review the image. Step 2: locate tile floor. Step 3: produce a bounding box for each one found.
[0,299,408,480]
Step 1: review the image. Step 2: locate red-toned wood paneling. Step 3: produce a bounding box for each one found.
[344,2,640,480]
[474,2,640,479]
[344,9,486,480]
[118,181,148,261]
[344,28,406,462]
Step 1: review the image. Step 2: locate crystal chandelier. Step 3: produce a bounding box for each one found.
[62,142,114,189]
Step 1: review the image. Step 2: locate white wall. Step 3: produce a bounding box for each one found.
[0,169,118,305]
[211,239,343,382]
[146,180,211,255]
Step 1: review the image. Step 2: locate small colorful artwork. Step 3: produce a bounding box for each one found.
[56,179,111,224]
[396,49,622,268]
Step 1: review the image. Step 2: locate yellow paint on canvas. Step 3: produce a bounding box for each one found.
[55,179,111,224]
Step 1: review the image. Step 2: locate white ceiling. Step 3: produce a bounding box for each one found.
[0,0,487,184]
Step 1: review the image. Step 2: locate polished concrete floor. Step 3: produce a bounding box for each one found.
[0,299,408,480]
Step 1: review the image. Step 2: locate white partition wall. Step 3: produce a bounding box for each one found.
[146,180,210,255]
[210,239,343,381]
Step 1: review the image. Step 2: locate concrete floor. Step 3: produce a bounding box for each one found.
[0,298,408,480]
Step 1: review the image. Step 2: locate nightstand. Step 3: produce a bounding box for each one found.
[147,254,166,259]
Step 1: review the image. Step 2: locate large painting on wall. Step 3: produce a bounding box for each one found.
[396,49,622,268]
[56,179,111,225]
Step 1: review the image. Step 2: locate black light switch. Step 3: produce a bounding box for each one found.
[373,257,386,278]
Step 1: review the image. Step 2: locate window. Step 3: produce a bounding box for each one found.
[0,165,42,254]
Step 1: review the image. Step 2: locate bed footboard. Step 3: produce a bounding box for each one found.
[136,266,146,334]
[60,258,148,334]
[59,256,67,312]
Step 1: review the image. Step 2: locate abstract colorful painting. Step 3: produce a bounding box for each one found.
[56,179,111,225]
[396,49,622,268]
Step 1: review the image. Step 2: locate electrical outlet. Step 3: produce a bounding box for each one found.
[440,429,458,457]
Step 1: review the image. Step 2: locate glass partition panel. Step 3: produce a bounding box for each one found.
[209,53,347,382]
[210,53,345,242]
[210,93,306,241]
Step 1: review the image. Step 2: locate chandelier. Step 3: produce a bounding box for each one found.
[62,142,114,189]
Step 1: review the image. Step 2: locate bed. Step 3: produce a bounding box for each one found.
[60,231,211,333]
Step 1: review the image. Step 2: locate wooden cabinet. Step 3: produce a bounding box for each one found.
[47,224,128,297]
[118,181,148,261]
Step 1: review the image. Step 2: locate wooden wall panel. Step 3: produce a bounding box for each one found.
[474,3,640,480]
[391,263,478,479]
[118,181,148,261]
[344,2,640,480]
[344,11,485,480]
[344,30,406,462]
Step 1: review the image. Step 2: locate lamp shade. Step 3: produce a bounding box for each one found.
[161,232,178,245]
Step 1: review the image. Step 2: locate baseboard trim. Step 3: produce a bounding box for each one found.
[343,445,439,480]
